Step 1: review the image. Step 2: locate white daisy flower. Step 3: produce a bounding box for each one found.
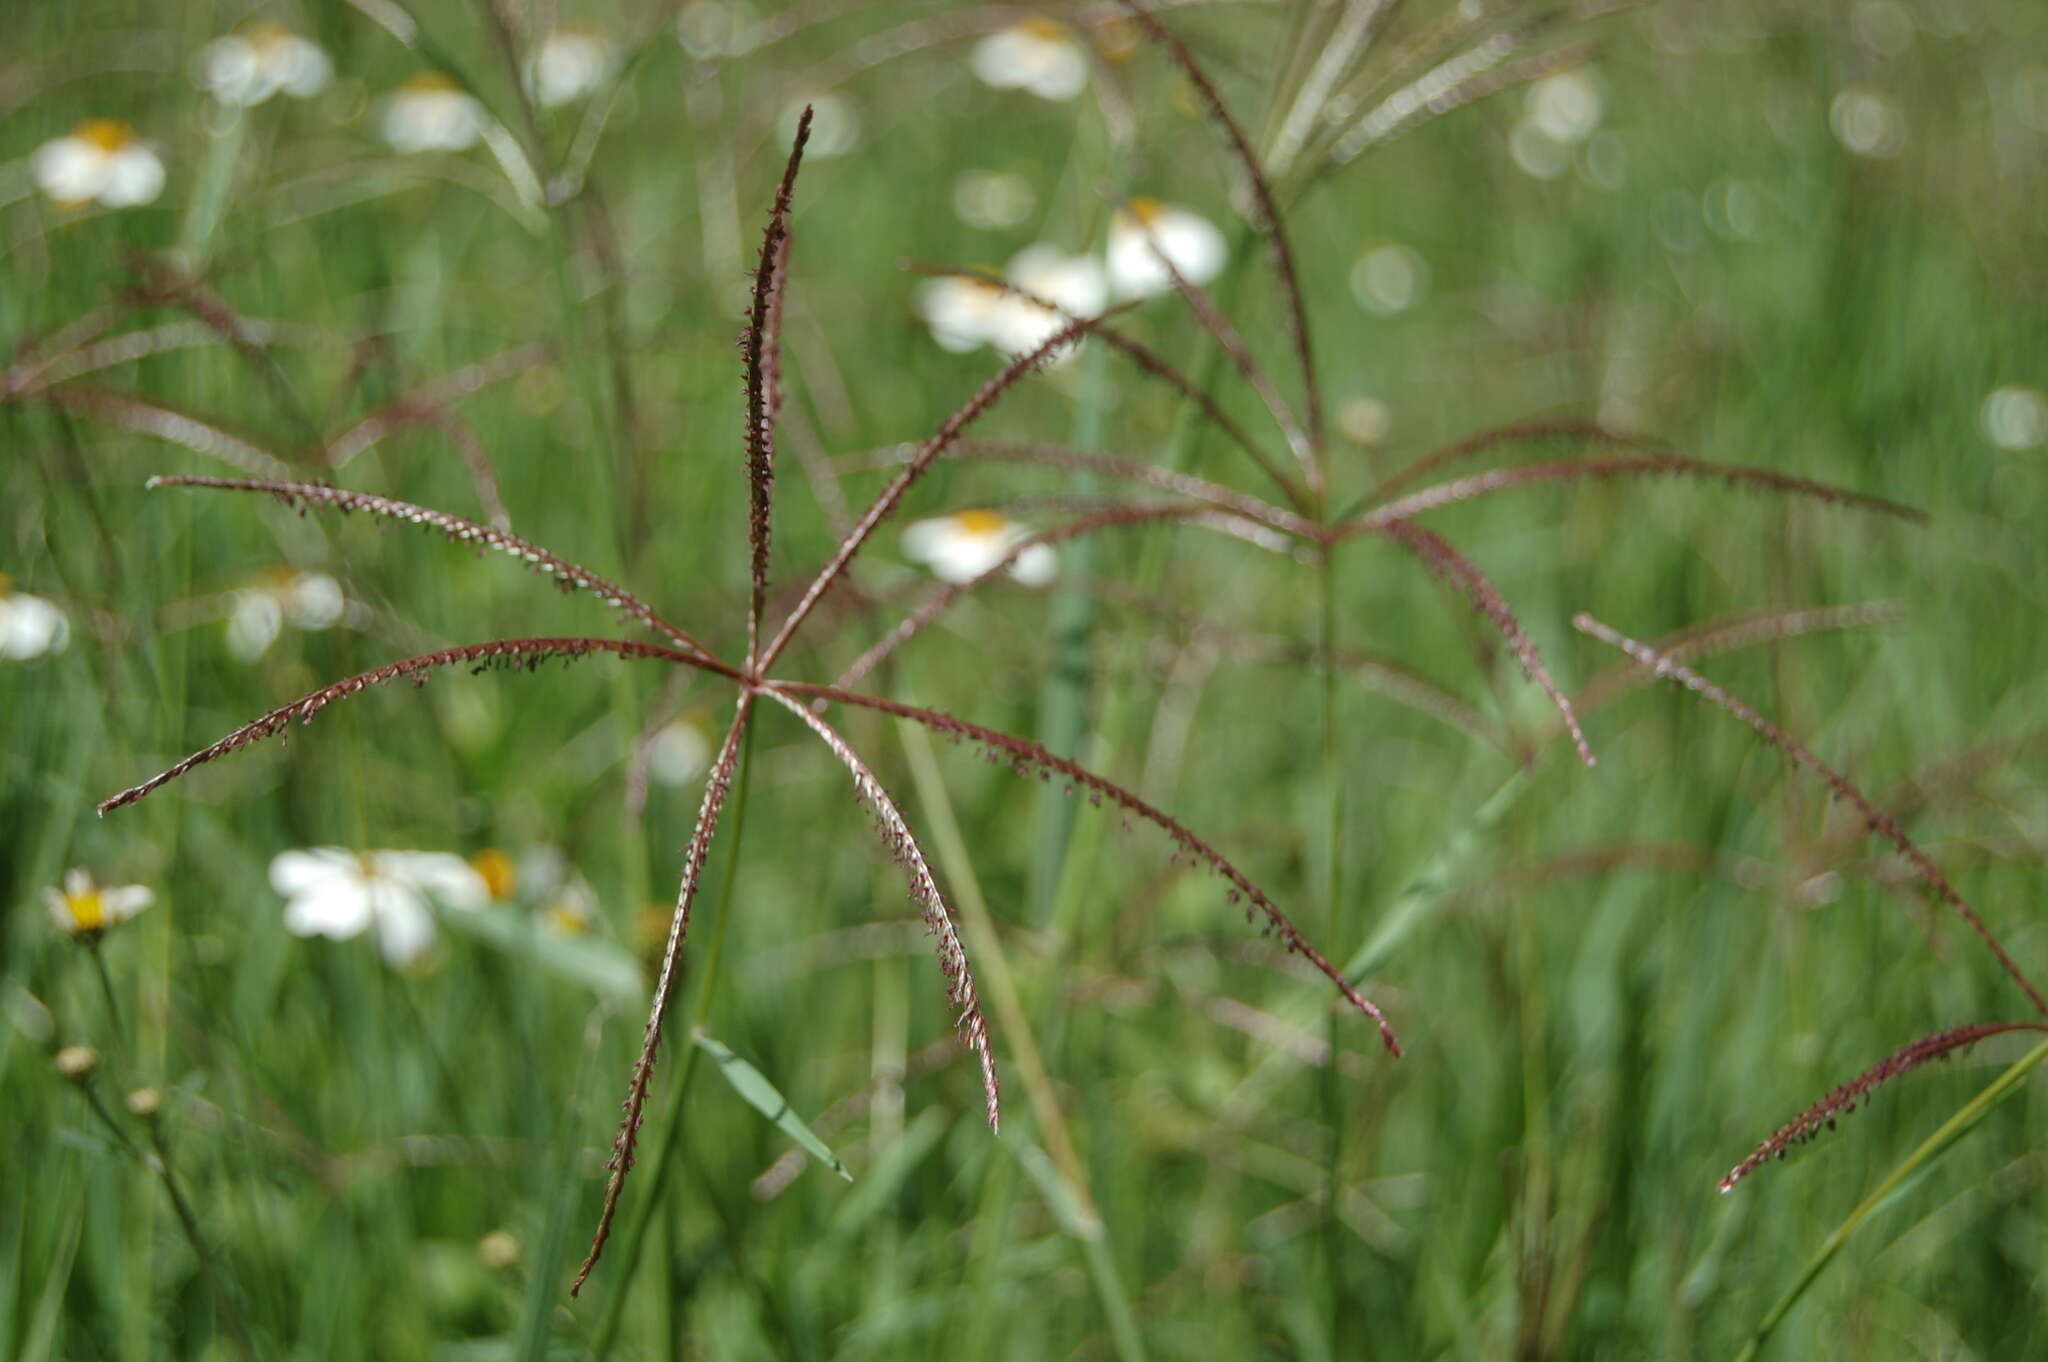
[225,569,344,662]
[269,848,490,968]
[992,243,1106,360]
[971,18,1090,102]
[200,22,333,107]
[1982,386,2047,451]
[649,718,712,787]
[1524,71,1603,144]
[528,26,615,109]
[382,74,486,154]
[1830,87,1905,159]
[44,869,154,938]
[33,120,165,209]
[0,578,70,659]
[915,273,1016,353]
[902,509,1057,587]
[952,169,1036,231]
[1106,199,1227,300]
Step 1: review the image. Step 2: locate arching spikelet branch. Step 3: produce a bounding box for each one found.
[757,305,1135,671]
[98,637,731,815]
[1573,601,1908,718]
[902,262,1299,504]
[1718,1022,2048,1192]
[1120,0,1322,464]
[1367,418,1670,507]
[1573,613,2048,1019]
[574,695,755,1294]
[36,387,297,479]
[742,107,811,667]
[1113,198,1318,496]
[774,681,1403,1056]
[144,476,714,657]
[1344,454,1926,533]
[832,502,1245,690]
[761,688,1000,1130]
[940,439,1315,536]
[323,344,551,466]
[1375,518,1594,766]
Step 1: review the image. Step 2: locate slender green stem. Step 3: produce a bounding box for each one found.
[1315,551,1348,1355]
[898,714,1148,1362]
[588,719,758,1361]
[1732,1036,2048,1361]
[86,941,125,1051]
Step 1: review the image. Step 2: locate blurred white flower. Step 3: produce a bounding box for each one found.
[676,1,751,60]
[382,74,486,153]
[270,848,490,967]
[1830,87,1904,158]
[916,273,1016,353]
[528,27,615,108]
[0,579,70,659]
[1525,71,1604,144]
[783,93,860,157]
[33,120,165,208]
[541,875,599,937]
[200,22,332,107]
[952,169,1036,230]
[1336,396,1392,446]
[1106,199,1227,300]
[1349,242,1429,315]
[225,569,344,662]
[44,869,153,938]
[1982,386,2047,451]
[649,718,712,787]
[902,509,1057,587]
[971,18,1089,102]
[914,247,1105,364]
[993,243,1106,358]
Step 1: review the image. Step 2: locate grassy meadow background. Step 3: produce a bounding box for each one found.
[5,0,2048,1357]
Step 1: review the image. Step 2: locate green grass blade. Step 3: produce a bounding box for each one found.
[691,1031,851,1182]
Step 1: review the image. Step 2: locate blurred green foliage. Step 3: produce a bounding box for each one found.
[3,1,2047,1358]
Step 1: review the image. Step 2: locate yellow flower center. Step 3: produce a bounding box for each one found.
[65,888,107,932]
[245,20,292,49]
[73,119,136,153]
[471,849,518,900]
[404,72,463,94]
[951,509,1009,537]
[1124,196,1165,225]
[0,571,13,597]
[1017,17,1070,43]
[545,902,590,935]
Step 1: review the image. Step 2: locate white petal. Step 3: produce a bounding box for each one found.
[203,38,269,105]
[900,518,952,563]
[103,886,155,922]
[33,138,110,204]
[98,147,165,207]
[273,38,333,98]
[368,884,437,965]
[649,723,710,787]
[0,593,70,659]
[1007,542,1058,587]
[970,31,1035,90]
[270,847,357,896]
[1006,245,1106,317]
[284,573,344,629]
[226,592,284,661]
[915,277,1004,352]
[384,91,483,153]
[379,852,490,910]
[283,880,375,940]
[1023,45,1089,101]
